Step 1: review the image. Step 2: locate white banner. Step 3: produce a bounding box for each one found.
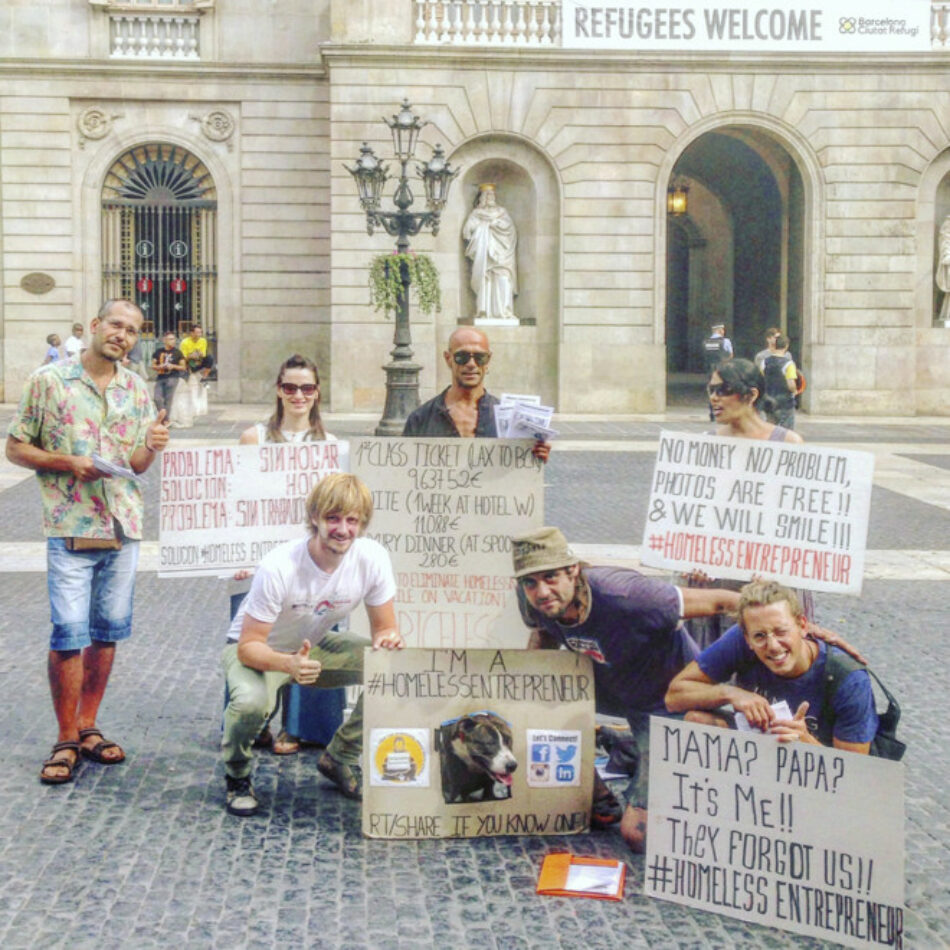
[350,438,544,649]
[639,431,873,594]
[158,441,347,577]
[646,717,905,948]
[562,1,930,52]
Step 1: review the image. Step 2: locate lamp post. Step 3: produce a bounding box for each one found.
[346,99,460,436]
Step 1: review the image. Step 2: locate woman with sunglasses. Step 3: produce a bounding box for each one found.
[237,354,335,754]
[239,353,332,446]
[683,358,805,649]
[707,357,802,444]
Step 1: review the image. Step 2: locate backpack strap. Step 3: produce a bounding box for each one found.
[818,648,903,755]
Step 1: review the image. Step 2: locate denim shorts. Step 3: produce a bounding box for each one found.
[47,538,140,651]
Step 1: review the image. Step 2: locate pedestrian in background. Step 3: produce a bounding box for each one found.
[42,333,62,365]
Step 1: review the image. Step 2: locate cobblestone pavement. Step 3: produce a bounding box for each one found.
[0,403,947,949]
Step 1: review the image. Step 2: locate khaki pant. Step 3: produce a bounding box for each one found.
[221,632,368,779]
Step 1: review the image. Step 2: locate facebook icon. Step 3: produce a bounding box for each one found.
[532,744,551,763]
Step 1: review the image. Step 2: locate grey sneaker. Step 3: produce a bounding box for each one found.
[317,752,362,800]
[226,774,259,817]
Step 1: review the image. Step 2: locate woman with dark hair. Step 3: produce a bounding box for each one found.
[682,358,805,649]
[237,354,335,754]
[239,353,330,445]
[708,357,802,444]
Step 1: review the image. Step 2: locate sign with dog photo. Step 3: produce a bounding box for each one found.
[362,648,595,839]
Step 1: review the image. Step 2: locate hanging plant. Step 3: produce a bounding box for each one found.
[368,252,442,317]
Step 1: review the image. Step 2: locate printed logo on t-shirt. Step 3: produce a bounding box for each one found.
[290,598,354,620]
[564,635,607,665]
[314,598,353,619]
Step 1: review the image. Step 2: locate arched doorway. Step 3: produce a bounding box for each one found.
[101,143,218,360]
[665,128,805,404]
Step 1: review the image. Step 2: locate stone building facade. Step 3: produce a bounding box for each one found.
[2,0,950,415]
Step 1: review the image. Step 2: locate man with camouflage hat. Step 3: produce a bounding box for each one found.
[512,526,740,851]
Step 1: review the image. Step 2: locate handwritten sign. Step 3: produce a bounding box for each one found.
[158,442,347,576]
[362,648,595,839]
[640,432,873,594]
[646,718,904,948]
[350,438,544,648]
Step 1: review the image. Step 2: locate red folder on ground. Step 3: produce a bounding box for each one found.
[536,852,626,901]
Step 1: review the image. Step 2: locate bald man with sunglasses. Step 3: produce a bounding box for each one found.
[402,327,550,461]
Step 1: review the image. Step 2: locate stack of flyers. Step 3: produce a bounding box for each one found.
[494,393,558,441]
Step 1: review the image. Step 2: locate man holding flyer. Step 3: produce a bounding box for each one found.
[402,327,551,461]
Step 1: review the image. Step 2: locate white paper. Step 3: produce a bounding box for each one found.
[92,454,141,483]
[493,404,515,438]
[564,862,624,894]
[735,700,793,732]
[500,393,542,406]
[508,405,556,441]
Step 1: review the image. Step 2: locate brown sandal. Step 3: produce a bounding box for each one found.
[40,741,80,785]
[271,730,300,756]
[78,728,125,765]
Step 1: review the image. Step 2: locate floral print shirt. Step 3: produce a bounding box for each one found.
[7,359,155,539]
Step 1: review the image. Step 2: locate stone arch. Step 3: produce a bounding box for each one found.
[77,125,241,397]
[431,133,562,406]
[656,113,825,406]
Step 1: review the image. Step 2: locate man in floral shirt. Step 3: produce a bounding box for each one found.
[6,299,170,785]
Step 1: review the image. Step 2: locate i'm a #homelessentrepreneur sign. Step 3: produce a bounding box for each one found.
[562,1,929,52]
[640,432,873,594]
[646,718,905,948]
[363,648,595,840]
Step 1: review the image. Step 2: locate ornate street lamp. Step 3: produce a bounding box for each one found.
[346,100,460,435]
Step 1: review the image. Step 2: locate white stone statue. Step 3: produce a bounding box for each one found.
[463,183,518,322]
[937,215,950,321]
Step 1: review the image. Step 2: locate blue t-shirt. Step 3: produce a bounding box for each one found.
[697,624,878,744]
[519,566,695,717]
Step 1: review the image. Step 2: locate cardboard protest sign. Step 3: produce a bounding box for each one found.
[158,441,346,576]
[362,648,595,839]
[350,438,544,648]
[646,718,904,948]
[640,432,873,594]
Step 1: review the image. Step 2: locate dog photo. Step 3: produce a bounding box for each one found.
[436,711,518,804]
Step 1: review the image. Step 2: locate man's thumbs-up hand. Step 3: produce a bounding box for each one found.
[289,639,322,685]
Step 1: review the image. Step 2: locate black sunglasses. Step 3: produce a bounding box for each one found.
[279,382,318,396]
[452,350,491,367]
[706,382,738,397]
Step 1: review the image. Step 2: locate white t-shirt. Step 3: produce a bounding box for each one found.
[64,336,83,358]
[252,423,337,443]
[227,536,395,653]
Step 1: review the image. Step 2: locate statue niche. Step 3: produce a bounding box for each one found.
[462,183,519,324]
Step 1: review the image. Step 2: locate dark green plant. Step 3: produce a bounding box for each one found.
[368,252,441,317]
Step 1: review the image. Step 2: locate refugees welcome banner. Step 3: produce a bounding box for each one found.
[562,1,929,52]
